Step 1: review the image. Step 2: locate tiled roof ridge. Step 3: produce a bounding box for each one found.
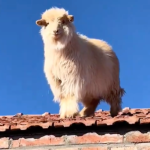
[0,107,150,132]
[1,107,149,116]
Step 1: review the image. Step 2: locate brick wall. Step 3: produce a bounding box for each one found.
[1,131,150,150]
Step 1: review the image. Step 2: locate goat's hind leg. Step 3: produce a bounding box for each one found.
[79,98,100,117]
[107,88,125,117]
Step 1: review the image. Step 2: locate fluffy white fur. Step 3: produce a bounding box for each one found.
[36,7,125,119]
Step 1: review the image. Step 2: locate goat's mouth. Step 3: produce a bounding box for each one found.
[52,33,61,39]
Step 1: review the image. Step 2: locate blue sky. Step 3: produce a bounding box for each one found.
[0,0,150,115]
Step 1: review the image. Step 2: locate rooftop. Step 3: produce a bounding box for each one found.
[0,107,150,132]
[1,108,150,149]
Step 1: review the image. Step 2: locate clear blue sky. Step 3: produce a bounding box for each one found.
[0,0,150,115]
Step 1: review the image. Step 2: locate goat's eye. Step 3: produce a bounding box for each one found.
[62,20,65,24]
[45,22,49,26]
[44,22,49,28]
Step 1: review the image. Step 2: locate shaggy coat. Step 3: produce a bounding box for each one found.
[36,7,125,119]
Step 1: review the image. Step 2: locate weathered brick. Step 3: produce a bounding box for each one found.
[19,135,64,147]
[66,133,123,144]
[110,148,124,150]
[124,148,137,150]
[125,131,150,143]
[20,137,49,147]
[81,147,107,150]
[137,145,150,150]
[55,148,78,150]
[99,134,123,143]
[50,135,65,145]
[139,148,150,150]
[0,137,9,149]
[11,139,20,148]
[111,147,137,150]
[18,148,52,150]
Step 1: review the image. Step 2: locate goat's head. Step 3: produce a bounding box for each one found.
[36,7,75,50]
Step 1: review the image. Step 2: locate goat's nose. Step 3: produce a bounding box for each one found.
[53,30,59,34]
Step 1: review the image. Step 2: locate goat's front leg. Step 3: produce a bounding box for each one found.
[59,95,79,119]
[44,67,62,100]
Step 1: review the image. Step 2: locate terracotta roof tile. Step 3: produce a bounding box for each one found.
[0,108,150,132]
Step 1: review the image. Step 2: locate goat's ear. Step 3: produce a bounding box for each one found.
[36,19,47,26]
[67,15,74,22]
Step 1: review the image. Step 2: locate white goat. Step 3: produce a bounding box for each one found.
[36,7,125,119]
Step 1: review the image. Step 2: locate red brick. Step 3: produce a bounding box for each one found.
[19,135,64,147]
[99,134,123,143]
[23,149,52,150]
[110,148,124,150]
[139,148,150,150]
[20,137,49,147]
[125,131,150,143]
[81,147,107,150]
[55,148,78,150]
[0,137,9,149]
[137,145,150,150]
[111,147,137,150]
[50,135,65,145]
[66,133,123,144]
[124,148,137,150]
[11,139,20,148]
